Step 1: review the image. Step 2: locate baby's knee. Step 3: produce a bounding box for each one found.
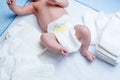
[75,25,90,34]
[81,26,90,34]
[41,33,55,42]
[40,33,49,41]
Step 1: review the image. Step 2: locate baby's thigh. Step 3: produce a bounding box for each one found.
[74,24,90,39]
[41,33,57,42]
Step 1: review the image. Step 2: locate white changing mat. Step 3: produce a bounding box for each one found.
[39,0,120,80]
[0,37,54,80]
[6,14,47,56]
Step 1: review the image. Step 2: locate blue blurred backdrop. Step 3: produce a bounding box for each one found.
[75,0,120,14]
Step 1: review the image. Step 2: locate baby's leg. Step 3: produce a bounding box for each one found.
[41,33,68,56]
[74,25,95,61]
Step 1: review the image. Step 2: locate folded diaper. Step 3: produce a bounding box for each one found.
[96,12,120,65]
[47,15,81,53]
[95,13,110,40]
[99,15,120,57]
[96,45,120,65]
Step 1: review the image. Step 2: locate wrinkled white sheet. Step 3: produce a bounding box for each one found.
[6,17,47,56]
[0,37,54,80]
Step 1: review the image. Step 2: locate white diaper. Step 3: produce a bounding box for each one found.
[47,15,81,53]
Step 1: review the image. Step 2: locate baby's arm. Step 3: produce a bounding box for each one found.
[7,0,34,15]
[48,0,68,8]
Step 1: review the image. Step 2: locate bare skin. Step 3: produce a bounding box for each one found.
[7,0,95,61]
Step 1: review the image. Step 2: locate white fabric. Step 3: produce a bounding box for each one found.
[99,13,120,57]
[95,13,110,40]
[96,45,120,65]
[0,37,54,80]
[48,15,81,53]
[0,33,5,44]
[96,12,120,65]
[6,15,47,56]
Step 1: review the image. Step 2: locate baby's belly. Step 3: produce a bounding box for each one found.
[37,8,68,32]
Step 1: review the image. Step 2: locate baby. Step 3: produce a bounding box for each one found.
[7,0,95,61]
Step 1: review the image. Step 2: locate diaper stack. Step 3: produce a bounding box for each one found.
[82,11,120,65]
[96,44,120,66]
[96,12,120,66]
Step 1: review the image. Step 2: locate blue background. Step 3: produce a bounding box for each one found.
[75,0,120,14]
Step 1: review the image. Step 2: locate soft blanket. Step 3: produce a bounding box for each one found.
[0,37,54,80]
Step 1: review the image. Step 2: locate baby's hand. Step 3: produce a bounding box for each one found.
[7,0,16,5]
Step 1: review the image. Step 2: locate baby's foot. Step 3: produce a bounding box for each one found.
[80,49,96,61]
[61,50,68,57]
[60,48,68,57]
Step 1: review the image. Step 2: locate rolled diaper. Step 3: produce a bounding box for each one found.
[47,15,81,53]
